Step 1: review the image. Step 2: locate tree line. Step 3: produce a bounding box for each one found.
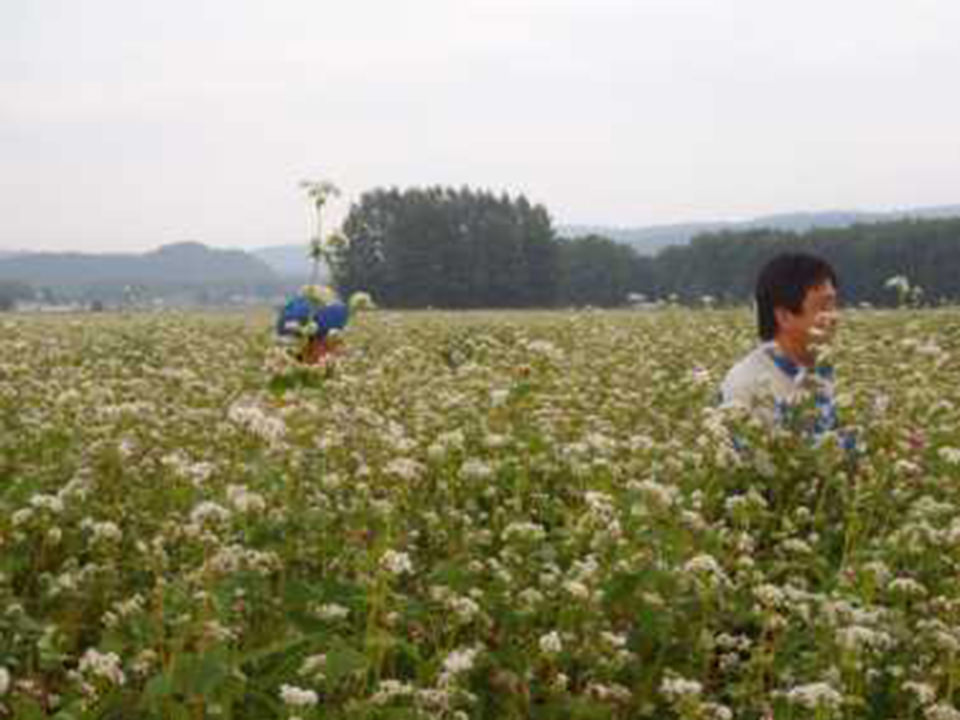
[330,187,644,308]
[331,187,960,308]
[647,219,960,305]
[0,280,33,311]
[6,189,957,311]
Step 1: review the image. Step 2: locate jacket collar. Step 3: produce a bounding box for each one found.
[764,341,833,382]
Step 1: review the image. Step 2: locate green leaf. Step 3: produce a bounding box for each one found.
[143,671,175,705]
[171,649,231,698]
[239,633,319,669]
[197,649,231,696]
[10,696,47,720]
[325,641,368,683]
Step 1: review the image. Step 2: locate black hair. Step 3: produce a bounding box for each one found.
[755,253,838,341]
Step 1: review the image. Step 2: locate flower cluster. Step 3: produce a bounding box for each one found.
[2,306,960,718]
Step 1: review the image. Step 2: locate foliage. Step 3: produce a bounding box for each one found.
[3,307,960,719]
[333,187,559,308]
[330,187,960,310]
[0,280,33,311]
[648,218,960,305]
[557,235,645,308]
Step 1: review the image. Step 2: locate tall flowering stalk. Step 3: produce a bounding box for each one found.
[885,274,924,308]
[300,179,341,284]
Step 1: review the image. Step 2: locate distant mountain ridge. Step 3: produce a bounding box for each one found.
[247,204,960,265]
[0,241,280,295]
[559,204,960,254]
[249,244,329,282]
[3,203,958,280]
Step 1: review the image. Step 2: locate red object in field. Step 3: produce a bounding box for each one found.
[300,337,340,364]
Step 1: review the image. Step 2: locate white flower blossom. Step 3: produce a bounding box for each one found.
[661,675,702,700]
[539,630,563,655]
[78,649,126,686]
[381,549,414,576]
[785,682,843,712]
[926,704,960,720]
[313,603,350,621]
[280,684,319,708]
[460,458,494,482]
[903,680,937,706]
[442,647,480,676]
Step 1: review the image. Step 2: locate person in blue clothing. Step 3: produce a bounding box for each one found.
[276,286,351,364]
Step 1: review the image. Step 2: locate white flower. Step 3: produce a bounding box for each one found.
[563,580,590,599]
[88,521,122,543]
[527,339,561,360]
[442,647,479,676]
[280,683,319,708]
[349,291,375,312]
[903,680,937,706]
[313,603,350,621]
[889,577,927,598]
[227,401,286,445]
[684,553,727,583]
[518,587,544,611]
[702,702,733,720]
[0,667,9,696]
[435,429,465,452]
[885,275,910,293]
[785,682,843,712]
[385,458,425,483]
[836,625,893,654]
[30,493,64,514]
[78,649,126,686]
[448,595,481,621]
[661,675,702,700]
[300,654,327,679]
[601,631,627,649]
[371,679,415,705]
[587,682,633,703]
[460,458,494,482]
[301,284,337,306]
[226,485,266,514]
[539,630,563,655]
[939,447,960,465]
[490,388,509,407]
[633,480,677,510]
[926,704,960,720]
[381,550,414,576]
[584,490,616,513]
[189,501,232,526]
[502,521,546,543]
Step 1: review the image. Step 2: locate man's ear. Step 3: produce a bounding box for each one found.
[773,306,795,333]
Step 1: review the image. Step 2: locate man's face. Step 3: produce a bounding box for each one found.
[775,280,838,348]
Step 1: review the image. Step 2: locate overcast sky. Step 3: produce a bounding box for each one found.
[3,0,959,253]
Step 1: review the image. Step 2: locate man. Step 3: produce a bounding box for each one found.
[721,253,840,436]
[276,288,350,364]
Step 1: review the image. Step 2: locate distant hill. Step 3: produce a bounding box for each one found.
[0,242,283,301]
[560,204,960,255]
[250,244,330,282]
[253,204,960,271]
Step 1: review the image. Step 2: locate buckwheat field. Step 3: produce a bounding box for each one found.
[3,307,960,720]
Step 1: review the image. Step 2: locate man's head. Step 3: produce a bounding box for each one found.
[756,253,838,345]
